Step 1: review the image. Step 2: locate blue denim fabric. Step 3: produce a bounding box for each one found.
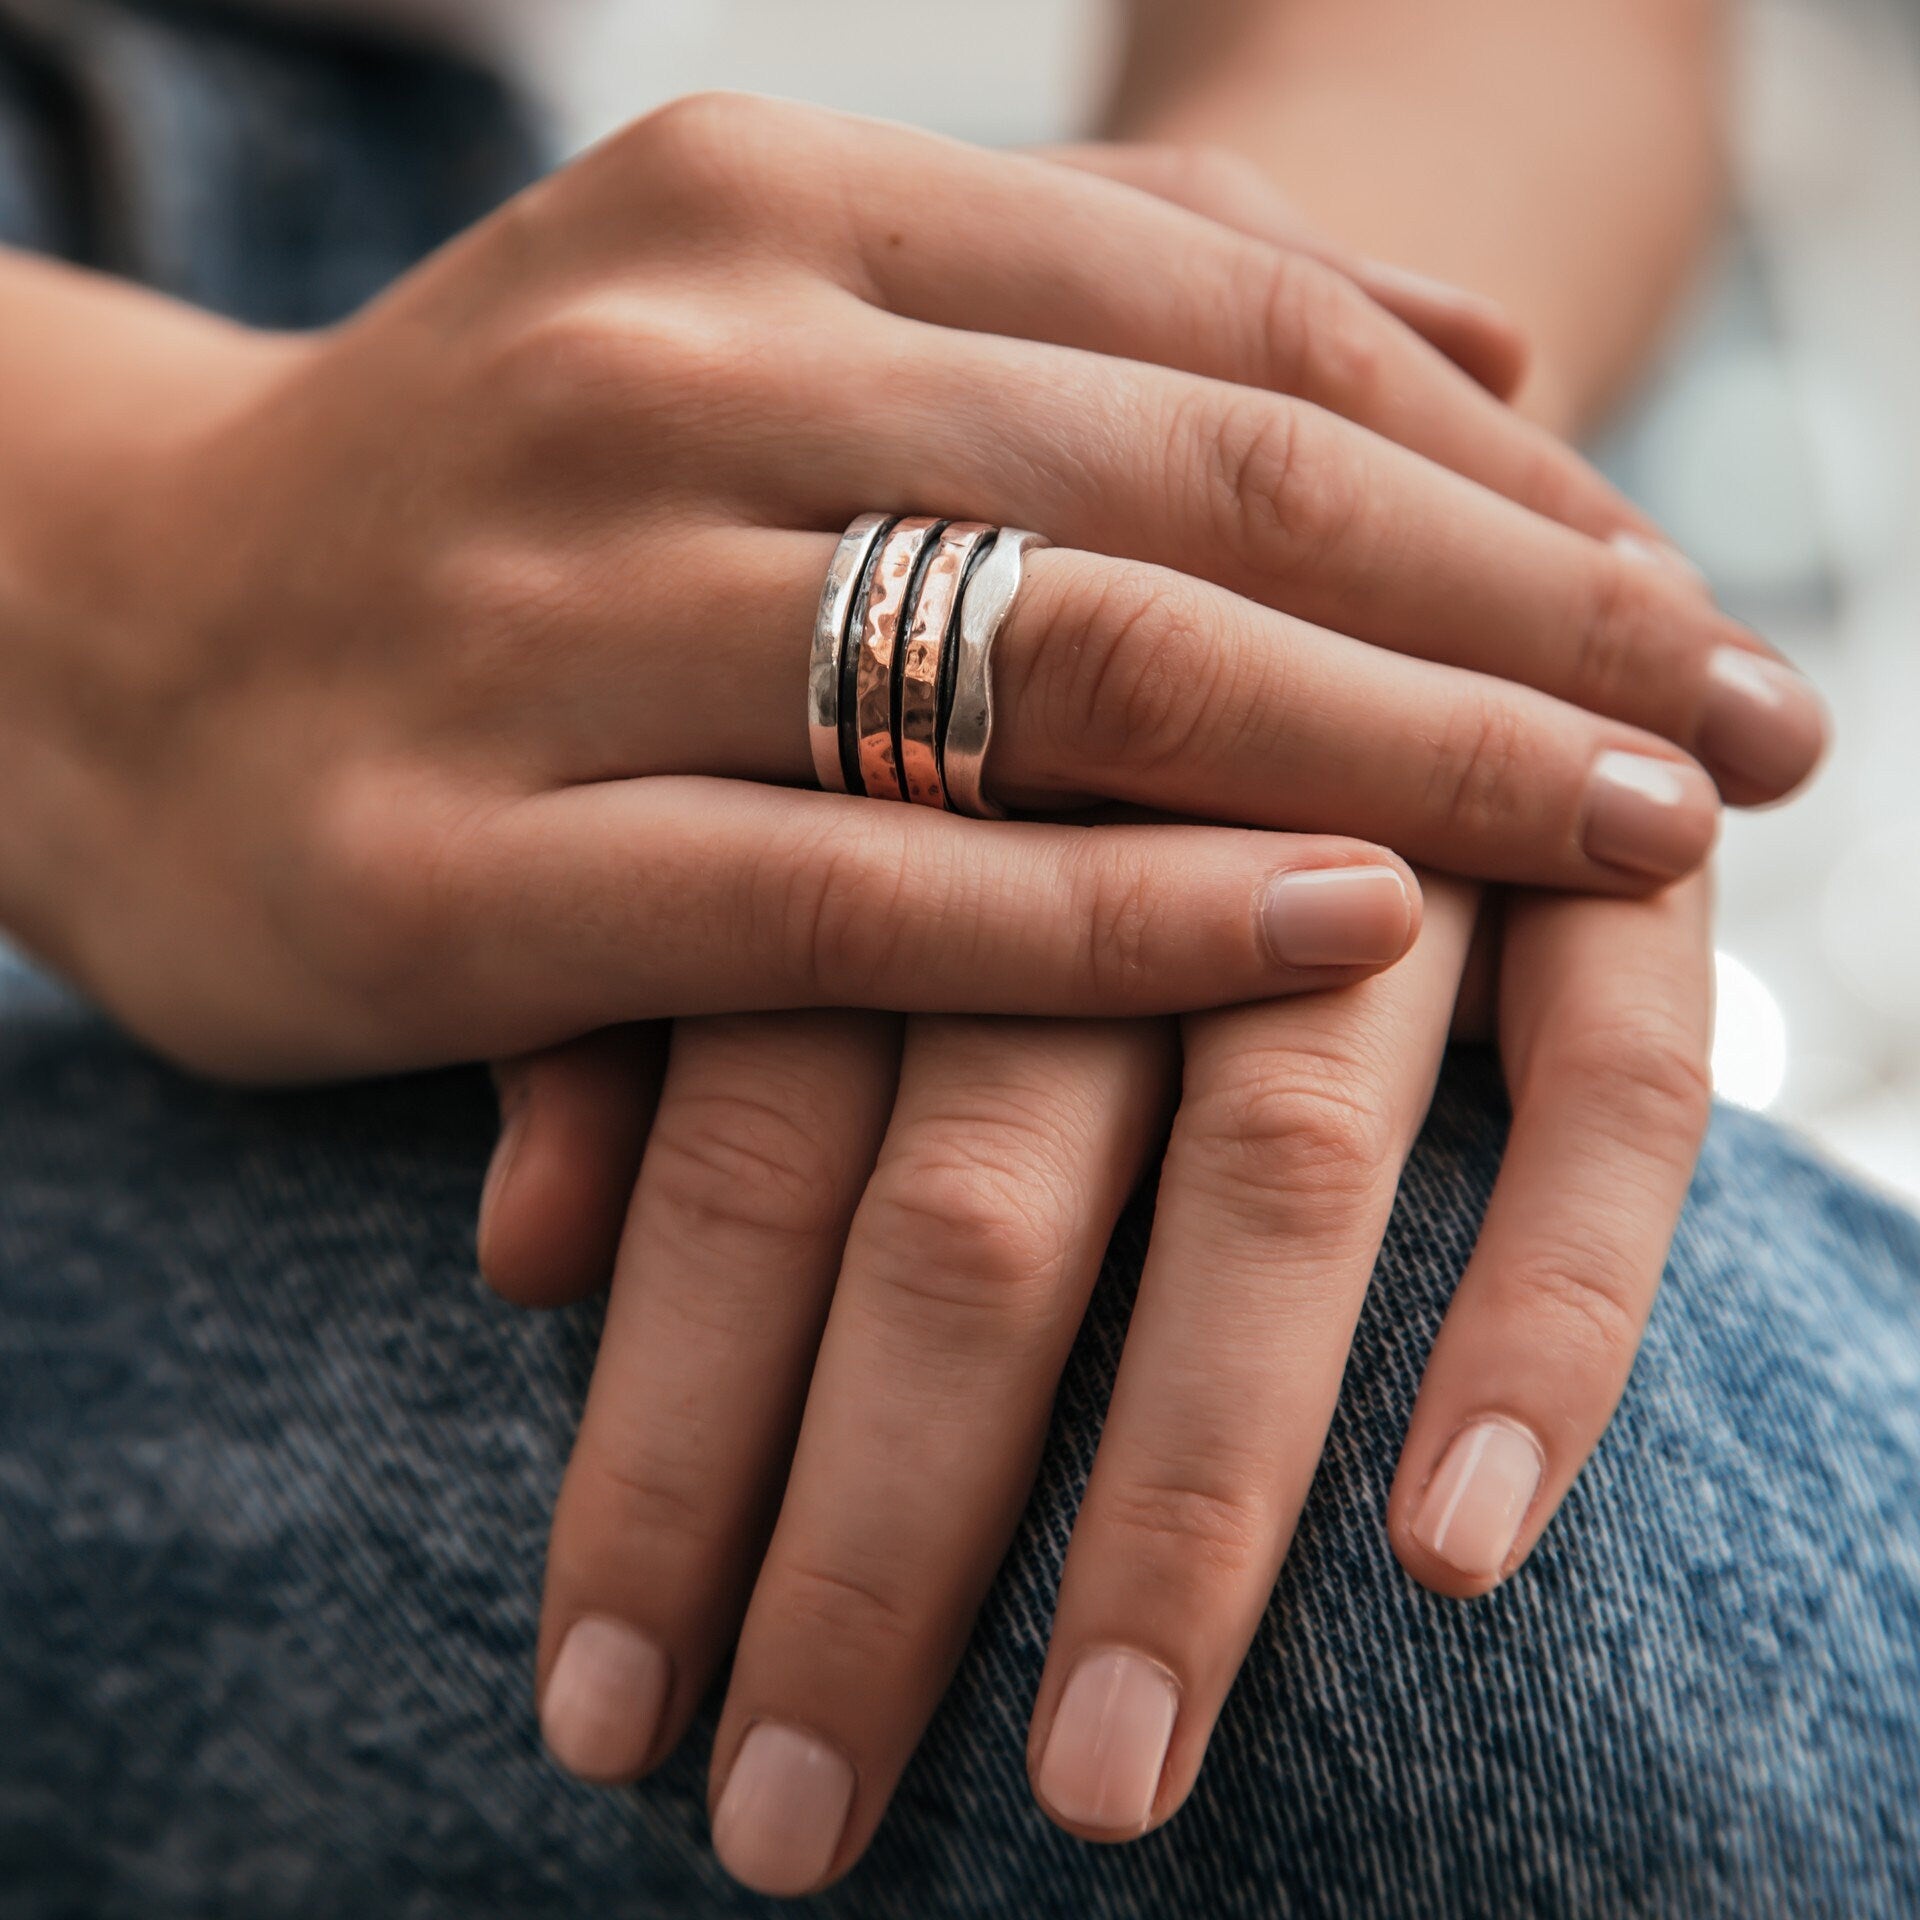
[1,8,1918,1914]
[4,960,1920,1919]
[0,0,542,324]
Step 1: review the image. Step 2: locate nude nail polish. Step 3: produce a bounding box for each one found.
[711,1722,855,1897]
[540,1616,671,1784]
[1035,1649,1179,1835]
[1609,530,1713,594]
[1581,751,1719,878]
[1360,260,1503,317]
[1261,866,1414,969]
[1411,1421,1544,1582]
[1696,648,1830,798]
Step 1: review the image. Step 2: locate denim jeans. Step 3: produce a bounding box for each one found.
[1,6,1918,1915]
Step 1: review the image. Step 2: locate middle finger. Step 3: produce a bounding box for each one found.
[705,1013,1175,1898]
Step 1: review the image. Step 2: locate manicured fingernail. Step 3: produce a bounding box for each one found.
[1697,648,1830,798]
[1411,1420,1544,1582]
[1610,530,1712,595]
[1360,259,1501,317]
[1035,1649,1179,1836]
[712,1722,854,1897]
[540,1616,671,1784]
[1581,751,1719,878]
[1261,866,1413,968]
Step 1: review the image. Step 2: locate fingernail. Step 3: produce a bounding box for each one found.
[1359,258,1500,317]
[1610,530,1712,595]
[1261,866,1413,969]
[1581,751,1719,878]
[1697,648,1830,798]
[1035,1649,1179,1836]
[1411,1420,1544,1582]
[477,1065,530,1267]
[540,1616,672,1784]
[711,1722,855,1897]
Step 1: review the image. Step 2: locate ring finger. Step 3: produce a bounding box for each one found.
[551,529,1724,893]
[704,1014,1175,1897]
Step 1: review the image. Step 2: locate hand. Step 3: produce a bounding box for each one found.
[6,96,1820,1080]
[480,871,1712,1894]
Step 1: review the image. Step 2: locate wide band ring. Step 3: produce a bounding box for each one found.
[809,513,1048,819]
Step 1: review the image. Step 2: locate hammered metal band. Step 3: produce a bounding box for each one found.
[810,513,1047,820]
[900,521,994,809]
[854,516,941,804]
[808,512,892,795]
[941,528,1048,821]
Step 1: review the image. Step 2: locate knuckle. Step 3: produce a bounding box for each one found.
[1423,691,1534,845]
[1158,141,1266,210]
[1259,252,1386,413]
[1042,562,1233,780]
[1568,555,1655,712]
[1191,389,1354,582]
[1178,1048,1395,1225]
[771,1554,919,1655]
[1096,1467,1271,1585]
[859,1128,1076,1335]
[1500,1249,1646,1361]
[487,298,753,460]
[1538,1007,1714,1151]
[570,1443,727,1565]
[1084,854,1158,991]
[615,90,789,207]
[646,1084,859,1247]
[772,818,916,1002]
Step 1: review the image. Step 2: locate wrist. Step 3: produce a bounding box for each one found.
[0,261,302,977]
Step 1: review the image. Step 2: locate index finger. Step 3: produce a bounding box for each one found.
[1029,878,1480,1839]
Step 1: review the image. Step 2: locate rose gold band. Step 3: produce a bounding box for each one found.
[853,516,941,803]
[898,521,993,809]
[814,512,1047,817]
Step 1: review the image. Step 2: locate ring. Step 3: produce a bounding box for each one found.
[809,513,1048,819]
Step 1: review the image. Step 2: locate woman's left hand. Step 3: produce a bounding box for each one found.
[480,869,1712,1895]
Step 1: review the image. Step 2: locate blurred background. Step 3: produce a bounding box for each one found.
[535,0,1920,1202]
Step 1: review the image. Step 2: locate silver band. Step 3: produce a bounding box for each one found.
[942,529,1048,821]
[808,512,891,794]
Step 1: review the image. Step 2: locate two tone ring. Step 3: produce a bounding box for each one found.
[809,514,1048,819]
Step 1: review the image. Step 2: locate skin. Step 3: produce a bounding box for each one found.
[0,0,1819,1897]
[474,0,1818,1900]
[0,99,1783,1082]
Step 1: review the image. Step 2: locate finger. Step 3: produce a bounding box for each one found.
[537,1010,898,1785]
[825,336,1827,805]
[705,1016,1176,1896]
[990,548,1727,887]
[1388,875,1714,1597]
[548,531,1723,890]
[590,96,1619,537]
[1028,879,1480,1841]
[1038,141,1531,401]
[416,779,1421,1059]
[478,1026,665,1309]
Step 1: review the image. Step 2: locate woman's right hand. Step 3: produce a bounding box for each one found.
[6,94,1820,1080]
[483,867,1717,1896]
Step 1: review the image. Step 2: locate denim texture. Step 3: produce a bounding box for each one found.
[0,0,542,324]
[4,961,1920,1919]
[1,7,1918,1914]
